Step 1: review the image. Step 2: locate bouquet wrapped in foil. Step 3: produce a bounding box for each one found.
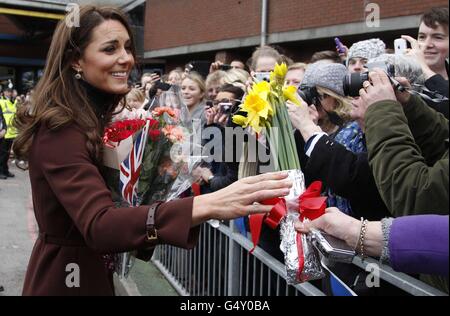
[280,216,325,284]
[279,170,326,285]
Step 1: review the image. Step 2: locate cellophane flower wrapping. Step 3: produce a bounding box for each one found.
[103,87,202,277]
[136,87,203,205]
[279,170,325,284]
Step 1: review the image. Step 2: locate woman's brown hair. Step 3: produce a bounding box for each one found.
[13,6,136,162]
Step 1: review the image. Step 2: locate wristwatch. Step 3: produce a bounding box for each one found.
[146,202,160,242]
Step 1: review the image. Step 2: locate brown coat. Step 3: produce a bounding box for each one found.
[22,124,199,296]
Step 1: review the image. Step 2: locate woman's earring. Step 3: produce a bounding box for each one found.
[75,70,82,80]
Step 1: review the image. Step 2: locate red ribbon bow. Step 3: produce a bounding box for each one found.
[249,181,327,253]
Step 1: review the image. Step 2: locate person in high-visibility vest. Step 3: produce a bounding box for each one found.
[0,88,18,179]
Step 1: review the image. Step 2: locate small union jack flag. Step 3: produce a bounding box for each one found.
[119,120,150,206]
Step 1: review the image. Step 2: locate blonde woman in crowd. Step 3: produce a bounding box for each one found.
[284,62,307,88]
[168,68,184,86]
[220,68,251,91]
[113,88,147,121]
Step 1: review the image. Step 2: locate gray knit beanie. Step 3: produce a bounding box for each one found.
[302,62,348,96]
[346,38,386,66]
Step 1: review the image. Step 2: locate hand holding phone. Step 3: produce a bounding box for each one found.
[335,37,346,55]
[394,38,408,55]
[311,229,355,263]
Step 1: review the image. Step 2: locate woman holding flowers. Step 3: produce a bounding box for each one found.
[13,6,292,296]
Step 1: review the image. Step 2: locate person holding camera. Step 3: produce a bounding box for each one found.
[195,84,244,192]
[359,69,448,217]
[289,62,389,220]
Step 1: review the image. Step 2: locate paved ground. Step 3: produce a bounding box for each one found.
[0,162,177,296]
[0,164,34,296]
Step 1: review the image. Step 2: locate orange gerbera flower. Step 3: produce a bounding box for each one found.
[152,106,177,118]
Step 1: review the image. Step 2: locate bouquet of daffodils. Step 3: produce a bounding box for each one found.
[233,64,325,284]
[232,63,301,171]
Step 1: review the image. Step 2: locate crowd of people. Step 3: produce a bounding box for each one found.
[0,5,447,295]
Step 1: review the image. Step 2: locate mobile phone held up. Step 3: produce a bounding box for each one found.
[154,80,172,91]
[253,72,271,83]
[311,229,355,263]
[335,37,346,54]
[394,38,408,55]
[187,60,212,79]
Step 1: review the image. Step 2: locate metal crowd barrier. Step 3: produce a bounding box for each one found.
[151,221,447,296]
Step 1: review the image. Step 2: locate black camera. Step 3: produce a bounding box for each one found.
[343,62,396,97]
[219,102,233,115]
[297,85,320,107]
[219,64,232,71]
[297,85,345,126]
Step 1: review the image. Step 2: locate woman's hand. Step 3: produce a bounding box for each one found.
[205,106,228,126]
[393,77,412,105]
[200,167,214,183]
[192,172,293,225]
[295,207,361,249]
[209,61,224,74]
[287,101,322,141]
[192,166,204,184]
[337,44,349,62]
[205,106,218,125]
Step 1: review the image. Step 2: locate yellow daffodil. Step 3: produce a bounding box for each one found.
[241,93,273,133]
[283,85,302,106]
[251,80,271,101]
[270,63,288,83]
[232,114,247,126]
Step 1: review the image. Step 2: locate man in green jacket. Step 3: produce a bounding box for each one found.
[360,69,448,217]
[359,69,449,293]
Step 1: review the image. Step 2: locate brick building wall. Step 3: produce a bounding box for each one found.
[145,0,448,52]
[144,0,261,51]
[268,0,448,33]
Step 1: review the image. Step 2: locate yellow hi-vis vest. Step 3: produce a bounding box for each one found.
[0,97,18,139]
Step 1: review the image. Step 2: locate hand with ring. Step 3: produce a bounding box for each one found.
[362,80,371,90]
[359,69,397,107]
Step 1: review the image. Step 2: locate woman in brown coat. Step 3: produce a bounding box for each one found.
[13,6,292,296]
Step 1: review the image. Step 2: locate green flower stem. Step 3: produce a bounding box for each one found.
[280,102,300,169]
[271,112,288,171]
[275,98,300,170]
